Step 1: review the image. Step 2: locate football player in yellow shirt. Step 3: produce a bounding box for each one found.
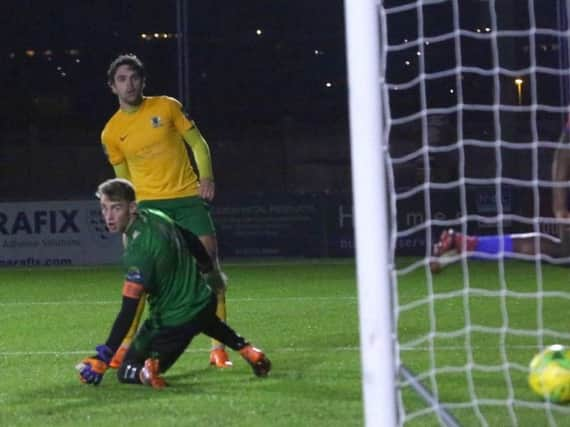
[101,53,231,368]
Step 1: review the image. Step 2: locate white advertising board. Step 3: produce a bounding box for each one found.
[0,200,122,267]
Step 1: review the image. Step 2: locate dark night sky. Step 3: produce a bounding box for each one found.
[1,1,347,129]
[3,2,344,47]
[0,1,350,199]
[0,1,567,200]
[2,1,563,128]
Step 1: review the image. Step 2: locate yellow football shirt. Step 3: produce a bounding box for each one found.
[101,96,199,201]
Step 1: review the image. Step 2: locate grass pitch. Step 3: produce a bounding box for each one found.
[397,257,570,426]
[0,260,361,427]
[2,258,570,426]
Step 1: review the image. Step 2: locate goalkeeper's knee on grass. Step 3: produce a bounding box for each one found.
[117,358,167,389]
[117,360,145,385]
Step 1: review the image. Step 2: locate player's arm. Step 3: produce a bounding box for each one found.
[107,296,145,368]
[105,231,145,370]
[182,125,215,201]
[101,130,128,179]
[176,224,227,290]
[176,224,213,272]
[104,281,145,351]
[113,161,131,181]
[552,127,570,220]
[76,281,144,385]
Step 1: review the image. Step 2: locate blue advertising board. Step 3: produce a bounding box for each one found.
[213,193,324,257]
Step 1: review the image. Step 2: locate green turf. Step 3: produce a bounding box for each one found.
[1,258,569,426]
[397,257,570,426]
[0,260,361,427]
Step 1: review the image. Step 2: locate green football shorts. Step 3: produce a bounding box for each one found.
[138,196,216,236]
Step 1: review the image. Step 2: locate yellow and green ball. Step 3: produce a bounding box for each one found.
[528,344,570,404]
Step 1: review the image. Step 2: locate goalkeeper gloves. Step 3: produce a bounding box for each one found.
[77,344,113,386]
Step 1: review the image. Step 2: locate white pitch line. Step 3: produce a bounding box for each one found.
[0,346,361,357]
[0,344,543,358]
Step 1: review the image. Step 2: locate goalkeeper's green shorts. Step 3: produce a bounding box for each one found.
[139,196,216,236]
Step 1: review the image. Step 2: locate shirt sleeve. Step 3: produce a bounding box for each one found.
[166,96,194,134]
[113,162,131,180]
[123,246,154,292]
[183,127,214,180]
[101,128,125,165]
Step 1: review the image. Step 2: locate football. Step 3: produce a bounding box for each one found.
[528,344,570,403]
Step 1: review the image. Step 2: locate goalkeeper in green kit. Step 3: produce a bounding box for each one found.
[76,178,271,388]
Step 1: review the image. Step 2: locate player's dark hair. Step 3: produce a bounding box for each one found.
[96,178,136,202]
[107,53,145,85]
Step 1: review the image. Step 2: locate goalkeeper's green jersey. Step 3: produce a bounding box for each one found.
[122,208,212,328]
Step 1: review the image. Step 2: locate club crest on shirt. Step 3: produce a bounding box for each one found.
[150,116,163,128]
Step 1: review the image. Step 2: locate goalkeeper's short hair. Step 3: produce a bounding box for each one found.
[96,178,136,203]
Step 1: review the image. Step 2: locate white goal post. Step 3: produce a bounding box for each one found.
[345,0,570,426]
[344,1,397,426]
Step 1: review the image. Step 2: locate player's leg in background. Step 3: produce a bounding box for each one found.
[431,229,566,273]
[167,196,232,368]
[199,233,232,368]
[430,229,477,273]
[199,297,271,377]
[511,232,564,258]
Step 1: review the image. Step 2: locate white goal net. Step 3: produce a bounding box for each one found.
[346,0,570,426]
